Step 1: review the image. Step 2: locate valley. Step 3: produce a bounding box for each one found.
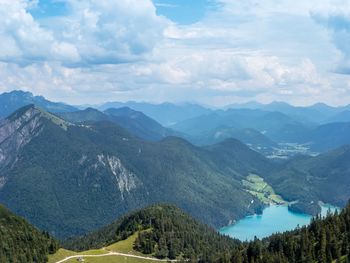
[0,91,349,263]
[1,0,350,261]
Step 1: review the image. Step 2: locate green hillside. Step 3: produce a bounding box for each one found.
[63,204,237,262]
[0,204,58,262]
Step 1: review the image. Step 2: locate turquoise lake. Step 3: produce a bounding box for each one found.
[219,204,338,241]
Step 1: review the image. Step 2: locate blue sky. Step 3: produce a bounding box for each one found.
[30,0,68,18]
[154,0,219,24]
[31,0,217,24]
[0,0,350,106]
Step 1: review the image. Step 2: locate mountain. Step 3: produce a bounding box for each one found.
[59,107,109,123]
[188,127,277,148]
[104,107,177,140]
[0,105,270,239]
[171,109,310,143]
[225,101,348,124]
[302,122,350,152]
[224,101,265,110]
[0,203,58,262]
[265,145,350,214]
[0,90,77,118]
[326,110,350,123]
[64,204,237,261]
[261,102,329,124]
[59,107,176,141]
[98,101,212,126]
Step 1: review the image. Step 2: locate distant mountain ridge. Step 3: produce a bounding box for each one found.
[226,101,350,124]
[97,101,212,126]
[187,126,277,148]
[171,108,310,143]
[59,107,177,141]
[0,90,78,118]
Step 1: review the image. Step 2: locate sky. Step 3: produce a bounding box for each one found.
[0,0,350,106]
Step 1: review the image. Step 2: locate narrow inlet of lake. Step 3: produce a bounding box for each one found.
[219,204,338,241]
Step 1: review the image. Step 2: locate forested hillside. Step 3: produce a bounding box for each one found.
[63,203,350,263]
[0,204,58,263]
[64,204,238,261]
[266,146,350,215]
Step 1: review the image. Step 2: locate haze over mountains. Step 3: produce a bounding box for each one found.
[2,90,350,154]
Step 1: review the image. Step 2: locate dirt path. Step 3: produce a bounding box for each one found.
[55,251,177,263]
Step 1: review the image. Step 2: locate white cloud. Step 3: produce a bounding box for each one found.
[312,12,350,73]
[0,0,169,65]
[0,0,350,106]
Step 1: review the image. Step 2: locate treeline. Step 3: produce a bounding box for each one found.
[131,205,237,260]
[218,203,350,263]
[0,204,58,263]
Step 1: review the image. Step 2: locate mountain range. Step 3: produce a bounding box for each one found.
[0,104,269,238]
[0,90,349,242]
[2,90,350,153]
[97,101,212,126]
[171,108,310,144]
[225,101,350,124]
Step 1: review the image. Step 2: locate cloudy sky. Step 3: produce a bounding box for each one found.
[0,0,350,106]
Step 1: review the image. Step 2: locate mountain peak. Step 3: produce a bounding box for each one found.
[7,104,71,130]
[0,90,78,118]
[84,107,101,113]
[105,106,138,115]
[0,105,72,172]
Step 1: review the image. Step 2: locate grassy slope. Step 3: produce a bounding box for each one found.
[49,233,159,263]
[242,174,285,205]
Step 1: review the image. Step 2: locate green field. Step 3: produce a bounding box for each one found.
[242,174,286,205]
[48,232,161,263]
